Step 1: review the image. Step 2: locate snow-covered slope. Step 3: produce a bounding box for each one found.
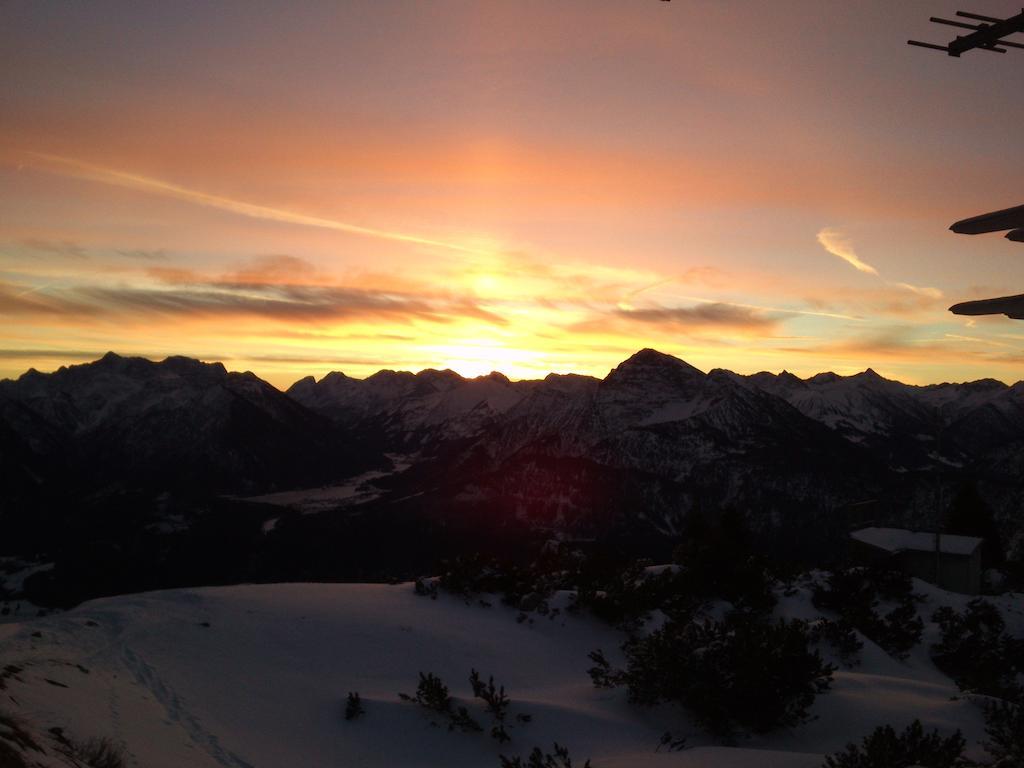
[739,369,932,442]
[734,367,1021,464]
[0,579,1008,768]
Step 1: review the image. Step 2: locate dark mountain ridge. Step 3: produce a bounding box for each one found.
[3,348,1023,553]
[4,348,1023,607]
[0,352,382,500]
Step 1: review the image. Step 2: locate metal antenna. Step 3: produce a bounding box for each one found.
[908,8,1024,56]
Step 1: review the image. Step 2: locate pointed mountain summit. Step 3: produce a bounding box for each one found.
[611,348,704,377]
[601,349,706,411]
[852,368,889,384]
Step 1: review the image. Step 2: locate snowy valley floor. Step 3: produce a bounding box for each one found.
[1,579,1018,768]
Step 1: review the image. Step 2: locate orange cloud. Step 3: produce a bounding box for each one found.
[22,152,492,256]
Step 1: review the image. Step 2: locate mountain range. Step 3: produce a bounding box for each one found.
[2,349,1022,565]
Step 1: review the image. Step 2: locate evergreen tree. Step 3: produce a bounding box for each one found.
[945,480,1003,568]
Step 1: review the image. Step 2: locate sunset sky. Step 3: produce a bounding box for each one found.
[3,0,1024,388]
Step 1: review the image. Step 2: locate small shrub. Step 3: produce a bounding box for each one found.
[809,618,863,667]
[589,615,834,740]
[66,737,128,768]
[399,672,482,733]
[0,711,43,755]
[345,691,365,721]
[822,720,966,768]
[448,704,484,734]
[48,728,128,768]
[438,554,518,600]
[400,672,451,713]
[416,542,780,634]
[413,577,438,599]
[470,669,514,743]
[0,664,24,691]
[813,567,923,660]
[499,742,591,768]
[586,649,624,690]
[573,562,695,630]
[931,600,1024,699]
[0,743,27,768]
[655,732,688,752]
[983,698,1024,767]
[676,550,778,614]
[574,555,776,630]
[874,601,925,661]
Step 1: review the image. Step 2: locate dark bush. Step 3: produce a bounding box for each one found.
[417,540,779,632]
[874,601,925,661]
[344,691,365,721]
[413,577,439,599]
[983,697,1024,767]
[0,711,43,754]
[572,554,777,631]
[421,549,578,615]
[573,562,696,629]
[399,672,482,733]
[47,726,128,768]
[499,742,591,768]
[655,732,688,752]
[813,567,923,659]
[945,481,1004,569]
[931,600,1024,699]
[67,737,128,768]
[437,554,515,599]
[822,720,967,768]
[400,672,450,713]
[589,614,834,740]
[470,669,516,743]
[809,618,863,667]
[676,551,778,613]
[0,741,28,768]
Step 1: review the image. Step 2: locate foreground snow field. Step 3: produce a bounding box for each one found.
[0,580,1014,768]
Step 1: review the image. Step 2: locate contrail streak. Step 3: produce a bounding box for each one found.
[24,152,487,256]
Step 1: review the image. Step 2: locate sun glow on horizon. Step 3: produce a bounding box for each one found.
[3,2,1024,388]
[427,338,552,379]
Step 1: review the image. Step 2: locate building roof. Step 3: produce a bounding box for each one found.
[851,526,982,556]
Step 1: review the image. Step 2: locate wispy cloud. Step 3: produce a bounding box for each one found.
[115,248,167,261]
[816,228,943,303]
[220,254,319,285]
[0,282,92,316]
[816,228,878,276]
[615,302,779,330]
[21,238,88,259]
[944,333,1015,349]
[0,278,508,326]
[0,348,106,360]
[24,152,489,256]
[892,282,943,300]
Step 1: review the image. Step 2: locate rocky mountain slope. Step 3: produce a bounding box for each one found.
[0,352,381,499]
[3,349,1022,555]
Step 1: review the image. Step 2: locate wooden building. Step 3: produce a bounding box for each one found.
[850,526,983,595]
